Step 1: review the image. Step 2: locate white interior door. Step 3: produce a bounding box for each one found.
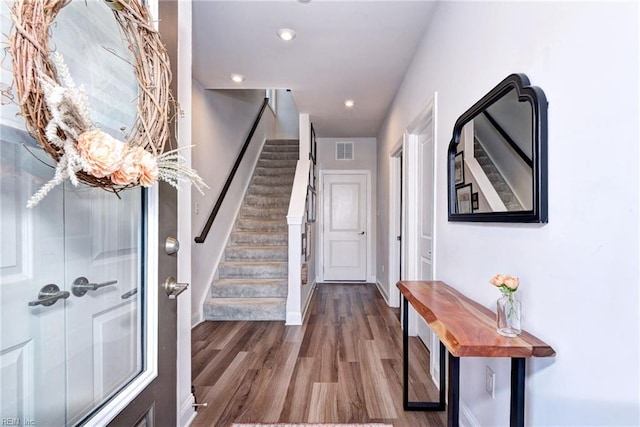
[411,98,439,383]
[322,173,368,281]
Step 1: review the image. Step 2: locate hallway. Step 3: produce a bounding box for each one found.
[191,283,446,426]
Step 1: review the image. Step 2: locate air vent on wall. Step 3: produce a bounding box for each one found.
[336,141,353,160]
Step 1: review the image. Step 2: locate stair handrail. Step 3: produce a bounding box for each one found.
[482,111,533,168]
[195,97,270,244]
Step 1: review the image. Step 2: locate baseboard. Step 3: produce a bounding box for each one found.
[375,279,390,305]
[460,399,481,427]
[286,311,302,325]
[301,280,317,320]
[191,310,203,328]
[180,393,197,427]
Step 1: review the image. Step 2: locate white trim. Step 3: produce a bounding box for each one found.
[460,399,481,427]
[318,169,373,283]
[191,311,203,327]
[177,1,195,424]
[375,280,390,305]
[302,280,318,320]
[84,186,159,426]
[388,138,404,308]
[180,393,197,427]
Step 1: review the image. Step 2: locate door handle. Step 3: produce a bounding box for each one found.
[121,288,138,299]
[72,277,118,297]
[28,284,70,307]
[358,231,365,235]
[164,276,188,299]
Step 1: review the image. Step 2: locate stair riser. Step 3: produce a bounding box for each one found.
[248,185,292,196]
[264,139,300,147]
[218,264,287,279]
[229,233,287,245]
[261,152,300,160]
[252,175,294,186]
[236,219,287,232]
[254,167,296,177]
[225,246,287,261]
[244,195,290,207]
[204,303,286,321]
[239,207,287,219]
[257,159,298,169]
[210,283,287,298]
[262,145,299,153]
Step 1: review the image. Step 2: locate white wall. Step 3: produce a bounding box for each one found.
[191,84,275,325]
[318,137,377,283]
[274,89,299,139]
[376,2,639,426]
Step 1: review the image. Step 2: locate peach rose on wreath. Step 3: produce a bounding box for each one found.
[111,146,141,185]
[110,146,159,186]
[137,148,158,187]
[77,130,125,178]
[490,274,519,293]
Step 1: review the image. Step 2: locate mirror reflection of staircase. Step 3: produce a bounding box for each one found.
[204,139,298,321]
[474,140,522,211]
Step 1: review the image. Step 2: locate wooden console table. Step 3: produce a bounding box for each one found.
[397,280,555,427]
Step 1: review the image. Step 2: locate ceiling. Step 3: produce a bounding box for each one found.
[192,1,438,138]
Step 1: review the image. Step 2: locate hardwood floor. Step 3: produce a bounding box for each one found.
[191,283,446,427]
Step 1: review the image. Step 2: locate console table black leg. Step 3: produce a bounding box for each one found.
[510,358,526,427]
[402,296,410,410]
[447,352,460,427]
[439,341,446,408]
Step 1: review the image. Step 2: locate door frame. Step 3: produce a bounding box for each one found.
[318,169,373,283]
[389,140,403,308]
[400,93,441,386]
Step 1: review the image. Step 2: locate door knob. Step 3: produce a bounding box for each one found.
[72,277,118,297]
[164,276,188,299]
[28,284,70,307]
[358,231,365,235]
[165,237,180,255]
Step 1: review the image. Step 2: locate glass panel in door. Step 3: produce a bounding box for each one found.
[1,0,145,424]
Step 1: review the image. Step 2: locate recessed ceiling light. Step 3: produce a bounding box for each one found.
[344,99,355,108]
[277,28,296,41]
[298,0,311,3]
[230,74,245,83]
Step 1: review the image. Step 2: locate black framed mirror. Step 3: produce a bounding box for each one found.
[448,73,548,223]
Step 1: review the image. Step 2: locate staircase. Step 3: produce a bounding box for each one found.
[204,139,298,321]
[473,139,523,211]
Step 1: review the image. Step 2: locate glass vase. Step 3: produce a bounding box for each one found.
[496,291,521,337]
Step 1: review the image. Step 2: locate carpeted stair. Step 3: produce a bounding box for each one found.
[474,139,523,211]
[204,139,298,321]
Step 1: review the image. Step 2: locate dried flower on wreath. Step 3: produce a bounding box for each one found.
[7,0,207,207]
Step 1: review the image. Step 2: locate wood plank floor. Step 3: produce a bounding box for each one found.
[191,283,446,427]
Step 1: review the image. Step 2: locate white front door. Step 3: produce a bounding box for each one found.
[0,137,146,426]
[322,172,368,281]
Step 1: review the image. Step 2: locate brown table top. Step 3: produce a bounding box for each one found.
[397,280,556,358]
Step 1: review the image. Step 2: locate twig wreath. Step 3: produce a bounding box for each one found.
[8,0,206,207]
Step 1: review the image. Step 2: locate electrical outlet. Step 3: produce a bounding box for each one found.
[195,202,200,215]
[382,265,385,273]
[485,366,495,398]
